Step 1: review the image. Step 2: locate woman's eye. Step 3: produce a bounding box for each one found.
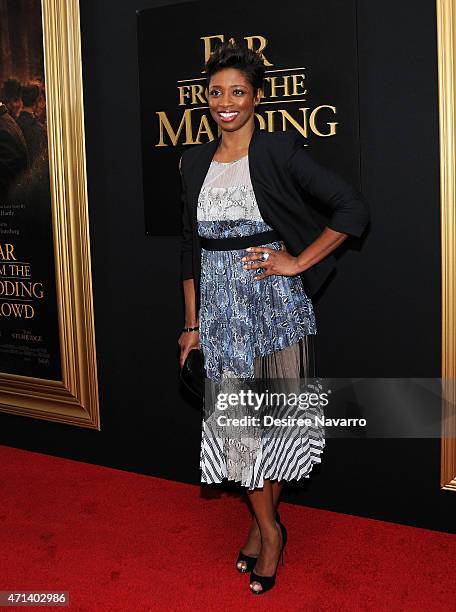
[208,89,244,96]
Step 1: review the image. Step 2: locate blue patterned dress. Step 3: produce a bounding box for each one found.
[197,154,325,489]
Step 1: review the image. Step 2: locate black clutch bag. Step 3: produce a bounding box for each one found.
[180,348,205,400]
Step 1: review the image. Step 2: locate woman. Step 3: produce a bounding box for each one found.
[178,42,369,595]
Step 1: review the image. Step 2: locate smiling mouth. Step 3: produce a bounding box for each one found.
[217,111,239,122]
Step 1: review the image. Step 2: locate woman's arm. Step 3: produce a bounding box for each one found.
[284,137,369,273]
[295,226,348,273]
[180,155,194,282]
[286,137,370,238]
[179,155,199,324]
[242,140,369,278]
[178,155,199,367]
[178,280,200,367]
[183,278,199,327]
[243,228,348,279]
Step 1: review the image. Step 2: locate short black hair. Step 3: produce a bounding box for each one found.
[2,78,22,101]
[204,41,265,95]
[21,82,41,107]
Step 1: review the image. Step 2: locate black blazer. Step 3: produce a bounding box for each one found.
[180,124,369,314]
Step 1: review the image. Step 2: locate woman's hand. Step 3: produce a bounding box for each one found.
[241,243,302,280]
[178,330,200,369]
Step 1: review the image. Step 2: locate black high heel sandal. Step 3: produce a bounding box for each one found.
[236,511,281,574]
[236,550,257,574]
[249,520,287,594]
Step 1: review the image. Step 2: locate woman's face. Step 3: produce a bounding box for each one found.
[207,67,260,132]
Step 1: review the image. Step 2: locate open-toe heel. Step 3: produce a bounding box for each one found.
[236,551,257,573]
[236,510,281,574]
[249,521,287,594]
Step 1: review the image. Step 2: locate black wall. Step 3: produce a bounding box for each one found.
[1,0,454,533]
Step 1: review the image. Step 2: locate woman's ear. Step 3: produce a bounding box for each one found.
[254,88,263,106]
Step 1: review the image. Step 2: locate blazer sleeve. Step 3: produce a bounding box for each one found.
[179,154,194,281]
[285,133,370,238]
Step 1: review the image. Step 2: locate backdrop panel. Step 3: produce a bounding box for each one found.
[137,0,360,236]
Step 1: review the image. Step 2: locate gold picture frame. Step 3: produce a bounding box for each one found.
[0,0,100,429]
[437,0,456,490]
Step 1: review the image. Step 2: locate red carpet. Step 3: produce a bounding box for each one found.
[0,445,454,611]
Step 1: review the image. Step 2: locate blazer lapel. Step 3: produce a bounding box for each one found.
[247,123,261,202]
[188,135,220,227]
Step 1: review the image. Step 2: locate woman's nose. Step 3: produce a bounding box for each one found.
[219,92,233,106]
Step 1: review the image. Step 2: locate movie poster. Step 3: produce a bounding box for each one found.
[0,0,61,380]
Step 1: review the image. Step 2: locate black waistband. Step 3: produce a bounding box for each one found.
[200,229,281,251]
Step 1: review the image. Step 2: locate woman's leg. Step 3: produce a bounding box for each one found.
[237,478,283,570]
[271,480,283,508]
[238,337,299,572]
[247,479,283,593]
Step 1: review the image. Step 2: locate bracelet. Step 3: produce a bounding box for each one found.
[182,325,199,332]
